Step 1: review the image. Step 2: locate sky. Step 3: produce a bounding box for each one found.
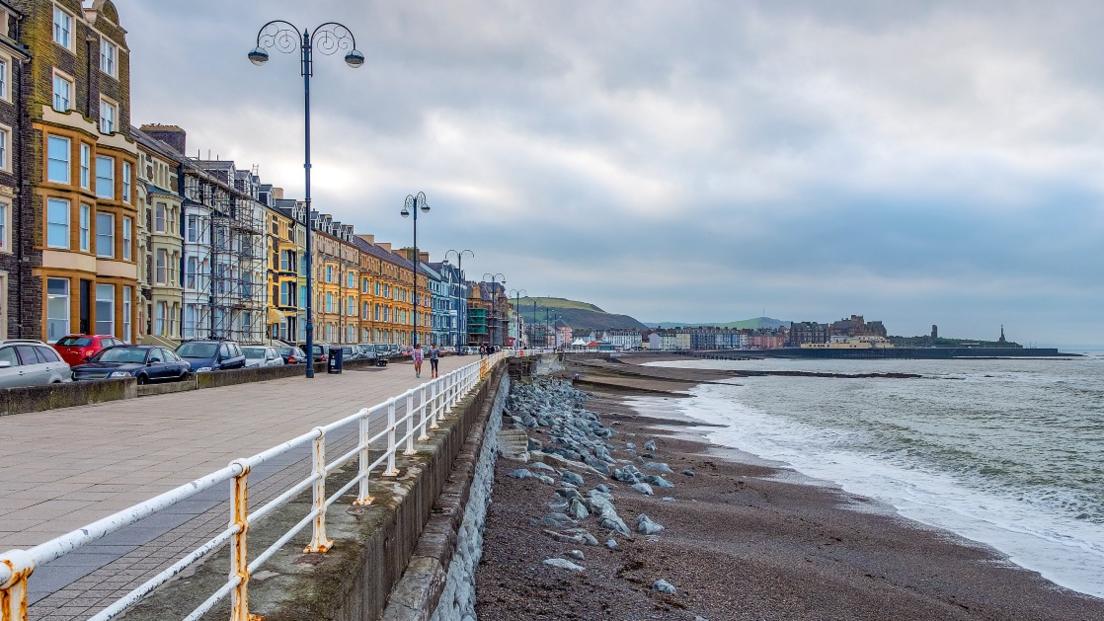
[122,0,1104,346]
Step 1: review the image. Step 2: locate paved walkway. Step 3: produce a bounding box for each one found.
[0,355,471,550]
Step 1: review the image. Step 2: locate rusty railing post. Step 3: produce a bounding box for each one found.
[304,429,333,553]
[227,460,254,621]
[0,549,34,621]
[353,412,373,506]
[384,399,399,476]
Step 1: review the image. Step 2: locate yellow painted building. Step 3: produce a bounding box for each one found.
[264,205,299,342]
[353,235,417,345]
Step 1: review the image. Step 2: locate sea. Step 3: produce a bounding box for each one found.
[644,351,1104,598]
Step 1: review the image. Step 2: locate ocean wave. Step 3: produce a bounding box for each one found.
[656,376,1104,598]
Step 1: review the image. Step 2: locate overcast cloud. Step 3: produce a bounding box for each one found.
[124,0,1104,345]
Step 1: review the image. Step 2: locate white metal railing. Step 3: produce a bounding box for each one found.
[0,350,509,621]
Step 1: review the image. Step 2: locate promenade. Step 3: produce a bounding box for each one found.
[0,355,472,618]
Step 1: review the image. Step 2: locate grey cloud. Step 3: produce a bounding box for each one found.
[121,0,1104,345]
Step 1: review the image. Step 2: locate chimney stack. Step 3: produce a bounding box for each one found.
[141,124,187,154]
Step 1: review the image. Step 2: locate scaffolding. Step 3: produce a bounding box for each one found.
[186,162,267,344]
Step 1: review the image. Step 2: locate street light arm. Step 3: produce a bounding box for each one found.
[310,21,359,53]
[255,19,303,52]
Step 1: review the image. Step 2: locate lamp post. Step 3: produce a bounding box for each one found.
[482,272,505,347]
[508,288,526,350]
[444,249,473,353]
[248,20,363,378]
[401,192,430,348]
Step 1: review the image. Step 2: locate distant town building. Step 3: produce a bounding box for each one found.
[830,315,887,339]
[603,329,643,350]
[790,321,829,346]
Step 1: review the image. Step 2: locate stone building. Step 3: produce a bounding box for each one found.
[20,0,139,342]
[789,321,829,346]
[0,2,36,338]
[829,314,887,339]
[131,125,182,345]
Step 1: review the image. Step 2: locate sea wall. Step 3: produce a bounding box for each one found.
[0,377,135,417]
[386,370,507,621]
[427,370,508,621]
[118,357,514,621]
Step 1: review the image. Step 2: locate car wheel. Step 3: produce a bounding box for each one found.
[136,374,148,385]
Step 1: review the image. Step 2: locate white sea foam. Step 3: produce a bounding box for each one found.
[639,370,1104,598]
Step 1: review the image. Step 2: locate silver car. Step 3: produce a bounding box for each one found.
[242,346,285,368]
[0,340,73,388]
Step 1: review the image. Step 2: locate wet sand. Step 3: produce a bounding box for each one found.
[474,364,1104,621]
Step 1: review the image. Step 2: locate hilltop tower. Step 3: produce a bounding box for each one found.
[999,324,1007,343]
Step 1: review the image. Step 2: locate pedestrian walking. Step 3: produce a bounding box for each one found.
[429,343,440,378]
[479,344,486,358]
[412,342,424,378]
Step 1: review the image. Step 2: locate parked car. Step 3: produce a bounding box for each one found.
[298,343,330,364]
[175,340,247,372]
[371,344,390,366]
[0,340,72,388]
[335,342,353,362]
[352,344,367,360]
[276,345,306,364]
[356,343,379,362]
[52,334,126,366]
[242,346,285,368]
[72,345,190,384]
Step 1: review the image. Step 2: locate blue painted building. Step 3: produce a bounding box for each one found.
[429,261,469,349]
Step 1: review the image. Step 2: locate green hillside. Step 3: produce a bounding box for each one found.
[520,297,605,313]
[648,317,789,330]
[518,296,647,331]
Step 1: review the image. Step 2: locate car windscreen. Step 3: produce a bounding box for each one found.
[242,347,265,359]
[177,342,218,357]
[57,336,92,347]
[96,348,148,363]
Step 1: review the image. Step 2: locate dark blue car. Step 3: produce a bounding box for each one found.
[72,345,191,384]
[175,340,247,373]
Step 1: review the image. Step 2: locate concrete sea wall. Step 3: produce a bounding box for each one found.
[426,371,508,621]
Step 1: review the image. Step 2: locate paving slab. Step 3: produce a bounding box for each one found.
[0,355,481,619]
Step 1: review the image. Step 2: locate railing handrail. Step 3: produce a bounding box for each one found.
[0,350,510,621]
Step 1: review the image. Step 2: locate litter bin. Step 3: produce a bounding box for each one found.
[327,347,343,374]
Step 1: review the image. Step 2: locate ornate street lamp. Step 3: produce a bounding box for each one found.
[444,249,474,353]
[248,20,364,378]
[508,288,526,349]
[482,272,505,347]
[401,192,430,347]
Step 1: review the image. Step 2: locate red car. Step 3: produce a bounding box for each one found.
[53,334,127,366]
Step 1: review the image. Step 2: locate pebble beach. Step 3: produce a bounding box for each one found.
[474,357,1104,620]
